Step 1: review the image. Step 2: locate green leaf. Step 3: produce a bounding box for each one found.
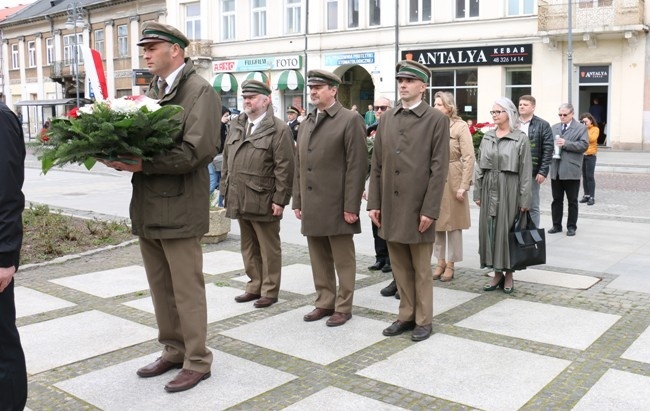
[83,157,97,170]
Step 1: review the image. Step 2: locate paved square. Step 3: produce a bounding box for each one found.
[621,324,650,364]
[354,281,480,316]
[283,386,407,410]
[20,310,158,374]
[14,286,76,318]
[357,334,571,411]
[573,369,650,410]
[49,265,149,298]
[512,268,600,289]
[221,307,389,365]
[123,283,264,323]
[231,263,369,295]
[55,349,297,411]
[456,299,620,350]
[202,250,245,275]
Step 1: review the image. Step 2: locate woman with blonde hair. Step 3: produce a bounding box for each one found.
[432,91,475,282]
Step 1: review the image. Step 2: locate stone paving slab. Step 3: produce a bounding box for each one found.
[357,333,571,411]
[54,349,297,411]
[511,268,600,289]
[49,265,148,298]
[221,306,389,365]
[20,310,158,374]
[621,325,650,364]
[203,250,246,275]
[283,386,408,410]
[14,286,76,318]
[572,369,650,410]
[455,299,621,350]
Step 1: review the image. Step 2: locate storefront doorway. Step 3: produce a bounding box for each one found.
[335,65,374,113]
[577,65,609,146]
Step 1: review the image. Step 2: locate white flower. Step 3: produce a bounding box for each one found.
[110,97,139,114]
[78,105,94,115]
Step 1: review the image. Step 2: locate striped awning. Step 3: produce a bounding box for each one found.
[212,73,238,93]
[275,70,304,91]
[245,71,269,83]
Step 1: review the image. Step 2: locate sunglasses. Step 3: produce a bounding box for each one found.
[375,106,389,112]
[558,113,571,117]
[489,110,504,116]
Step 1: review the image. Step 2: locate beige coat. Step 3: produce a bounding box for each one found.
[367,102,450,244]
[436,118,475,231]
[292,101,367,236]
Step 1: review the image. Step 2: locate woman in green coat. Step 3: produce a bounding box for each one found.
[473,97,532,293]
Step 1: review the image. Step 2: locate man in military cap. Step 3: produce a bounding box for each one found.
[287,105,300,142]
[100,21,220,392]
[292,69,367,327]
[221,80,294,309]
[367,60,450,342]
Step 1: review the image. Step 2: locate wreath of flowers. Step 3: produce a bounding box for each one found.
[39,95,183,174]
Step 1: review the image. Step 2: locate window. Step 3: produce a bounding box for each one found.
[94,29,105,57]
[369,0,380,26]
[579,0,613,8]
[46,38,54,65]
[348,0,359,28]
[222,0,236,40]
[429,69,478,121]
[456,0,479,19]
[252,0,267,37]
[28,41,36,67]
[327,0,338,30]
[409,0,431,23]
[505,68,531,104]
[11,44,19,69]
[507,0,533,15]
[117,24,128,57]
[286,0,302,33]
[185,2,201,40]
[64,34,84,64]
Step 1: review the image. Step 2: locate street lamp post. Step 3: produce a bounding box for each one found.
[65,2,86,108]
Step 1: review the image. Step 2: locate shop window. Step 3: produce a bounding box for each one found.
[505,68,531,105]
[327,0,339,30]
[252,0,267,38]
[286,0,302,34]
[507,0,533,16]
[429,69,478,121]
[284,90,304,119]
[369,0,380,26]
[221,92,237,112]
[456,0,479,19]
[409,0,432,23]
[185,2,201,40]
[222,0,236,40]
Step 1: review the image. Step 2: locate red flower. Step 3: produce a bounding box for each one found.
[41,135,49,142]
[68,107,79,118]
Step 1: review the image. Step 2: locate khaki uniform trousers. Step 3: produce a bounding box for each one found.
[387,241,434,326]
[306,234,356,313]
[139,236,212,373]
[238,218,282,298]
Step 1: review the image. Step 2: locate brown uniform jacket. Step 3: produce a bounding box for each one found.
[131,59,221,239]
[292,101,367,236]
[221,105,295,221]
[367,102,450,244]
[436,118,475,231]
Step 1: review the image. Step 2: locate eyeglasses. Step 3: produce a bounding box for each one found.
[558,113,571,117]
[375,106,389,112]
[489,110,504,116]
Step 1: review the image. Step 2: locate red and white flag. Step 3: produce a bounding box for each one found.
[80,46,108,101]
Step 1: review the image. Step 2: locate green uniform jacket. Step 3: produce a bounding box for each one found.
[130,59,221,239]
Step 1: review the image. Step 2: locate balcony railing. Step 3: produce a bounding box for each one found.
[538,0,645,32]
[51,59,85,79]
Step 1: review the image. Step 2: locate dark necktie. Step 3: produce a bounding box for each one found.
[157,79,167,99]
[244,122,253,140]
[561,123,567,135]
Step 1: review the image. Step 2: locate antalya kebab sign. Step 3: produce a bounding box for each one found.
[402,44,532,68]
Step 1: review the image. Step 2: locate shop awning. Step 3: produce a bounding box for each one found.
[275,70,304,91]
[245,71,269,83]
[212,73,238,93]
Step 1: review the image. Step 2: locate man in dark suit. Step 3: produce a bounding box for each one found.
[0,101,28,410]
[549,103,589,237]
[292,69,367,327]
[287,105,300,142]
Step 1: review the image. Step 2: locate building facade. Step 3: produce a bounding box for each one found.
[2,0,649,149]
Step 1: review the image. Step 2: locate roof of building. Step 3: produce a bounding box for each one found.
[0,4,30,21]
[0,0,108,27]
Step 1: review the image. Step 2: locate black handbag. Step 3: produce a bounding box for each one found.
[508,211,546,270]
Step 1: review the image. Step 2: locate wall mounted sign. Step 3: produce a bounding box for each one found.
[324,52,375,66]
[579,65,609,84]
[213,55,302,73]
[402,44,532,68]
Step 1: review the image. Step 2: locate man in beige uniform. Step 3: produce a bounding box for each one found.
[221,80,294,308]
[367,60,449,341]
[292,69,367,327]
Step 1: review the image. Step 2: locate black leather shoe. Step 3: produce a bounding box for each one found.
[381,263,392,273]
[382,320,416,336]
[380,280,397,297]
[548,226,562,234]
[411,324,433,342]
[579,196,590,203]
[368,260,385,271]
[567,228,576,236]
[587,198,595,206]
[394,290,400,300]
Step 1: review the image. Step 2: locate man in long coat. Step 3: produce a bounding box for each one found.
[367,60,450,342]
[292,69,367,327]
[221,80,294,308]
